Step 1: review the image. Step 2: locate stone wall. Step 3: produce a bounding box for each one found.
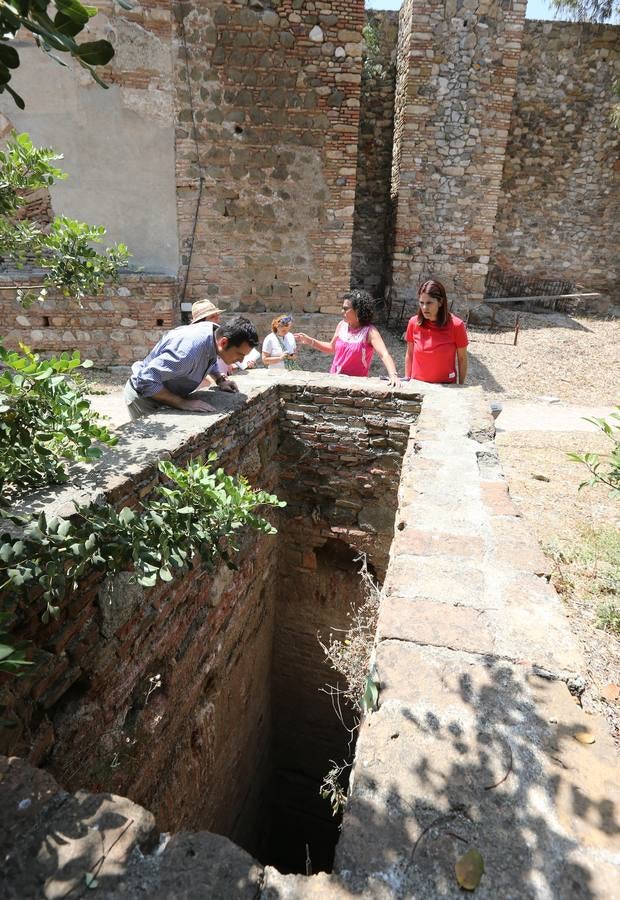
[350,11,399,299]
[0,275,178,367]
[269,381,420,870]
[488,21,620,299]
[389,0,528,311]
[0,388,281,847]
[174,0,365,317]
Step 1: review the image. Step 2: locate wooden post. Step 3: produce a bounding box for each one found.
[513,314,520,346]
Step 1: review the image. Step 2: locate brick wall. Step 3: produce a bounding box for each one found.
[0,275,178,366]
[174,0,364,317]
[0,389,281,846]
[389,0,527,311]
[488,21,620,300]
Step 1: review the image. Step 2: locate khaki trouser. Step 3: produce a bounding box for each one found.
[123,380,162,421]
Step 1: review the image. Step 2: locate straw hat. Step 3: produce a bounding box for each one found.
[191,298,224,323]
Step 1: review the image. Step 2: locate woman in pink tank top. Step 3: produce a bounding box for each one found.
[295,290,400,387]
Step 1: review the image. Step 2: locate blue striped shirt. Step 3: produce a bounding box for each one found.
[131,322,221,398]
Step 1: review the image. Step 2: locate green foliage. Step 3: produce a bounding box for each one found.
[596,600,620,634]
[0,454,285,643]
[550,0,618,21]
[0,131,65,216]
[567,407,620,496]
[0,343,117,494]
[362,20,388,81]
[319,760,349,816]
[0,133,130,306]
[0,0,133,108]
[0,611,32,674]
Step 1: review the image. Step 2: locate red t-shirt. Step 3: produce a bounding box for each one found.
[405,315,468,383]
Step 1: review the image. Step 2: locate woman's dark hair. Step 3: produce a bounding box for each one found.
[344,289,374,327]
[417,280,449,327]
[215,316,259,348]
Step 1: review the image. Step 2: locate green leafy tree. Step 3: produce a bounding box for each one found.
[0,345,117,494]
[1,132,129,306]
[0,0,132,109]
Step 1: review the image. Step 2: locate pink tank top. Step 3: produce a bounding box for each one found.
[330,322,374,377]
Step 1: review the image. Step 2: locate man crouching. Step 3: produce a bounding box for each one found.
[124,304,259,420]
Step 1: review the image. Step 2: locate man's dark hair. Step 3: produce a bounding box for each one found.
[343,289,375,326]
[215,316,259,348]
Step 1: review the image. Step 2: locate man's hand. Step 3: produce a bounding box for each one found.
[217,378,239,393]
[180,397,216,413]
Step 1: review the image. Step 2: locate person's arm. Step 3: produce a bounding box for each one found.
[405,343,413,379]
[294,328,338,354]
[150,386,215,413]
[456,346,468,384]
[369,327,400,388]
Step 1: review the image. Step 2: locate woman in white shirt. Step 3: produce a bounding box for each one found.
[262,315,298,370]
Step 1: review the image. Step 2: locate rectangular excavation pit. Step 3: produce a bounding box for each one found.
[0,380,421,876]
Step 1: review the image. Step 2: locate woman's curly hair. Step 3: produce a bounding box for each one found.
[344,289,375,327]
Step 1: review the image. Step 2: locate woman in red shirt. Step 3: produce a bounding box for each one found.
[404,280,469,384]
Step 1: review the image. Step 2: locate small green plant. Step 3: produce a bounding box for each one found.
[596,600,620,635]
[319,760,350,816]
[568,407,620,496]
[0,343,117,494]
[362,20,388,81]
[0,454,285,659]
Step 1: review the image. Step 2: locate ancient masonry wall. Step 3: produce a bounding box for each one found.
[0,276,177,367]
[350,11,400,298]
[174,0,365,327]
[0,389,281,851]
[388,0,528,310]
[270,381,420,871]
[488,21,620,299]
[3,376,618,897]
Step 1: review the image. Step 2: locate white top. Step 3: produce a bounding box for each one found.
[262,331,296,368]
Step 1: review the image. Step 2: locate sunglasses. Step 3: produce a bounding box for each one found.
[280,316,293,325]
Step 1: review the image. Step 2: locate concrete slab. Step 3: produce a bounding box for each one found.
[496,403,615,434]
[335,642,620,900]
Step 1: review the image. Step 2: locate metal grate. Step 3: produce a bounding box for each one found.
[484,269,574,299]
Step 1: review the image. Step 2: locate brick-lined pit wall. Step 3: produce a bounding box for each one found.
[269,382,420,870]
[0,376,420,872]
[389,0,527,312]
[488,21,620,300]
[0,389,281,852]
[174,0,364,326]
[350,11,399,299]
[0,275,177,367]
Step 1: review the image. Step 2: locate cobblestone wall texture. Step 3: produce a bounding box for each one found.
[174,0,364,318]
[389,0,528,310]
[489,21,620,299]
[350,11,399,298]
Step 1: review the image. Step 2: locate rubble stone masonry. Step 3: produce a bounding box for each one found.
[389,0,528,309]
[174,0,365,319]
[489,21,620,298]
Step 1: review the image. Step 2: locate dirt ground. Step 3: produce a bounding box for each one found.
[86,309,620,744]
